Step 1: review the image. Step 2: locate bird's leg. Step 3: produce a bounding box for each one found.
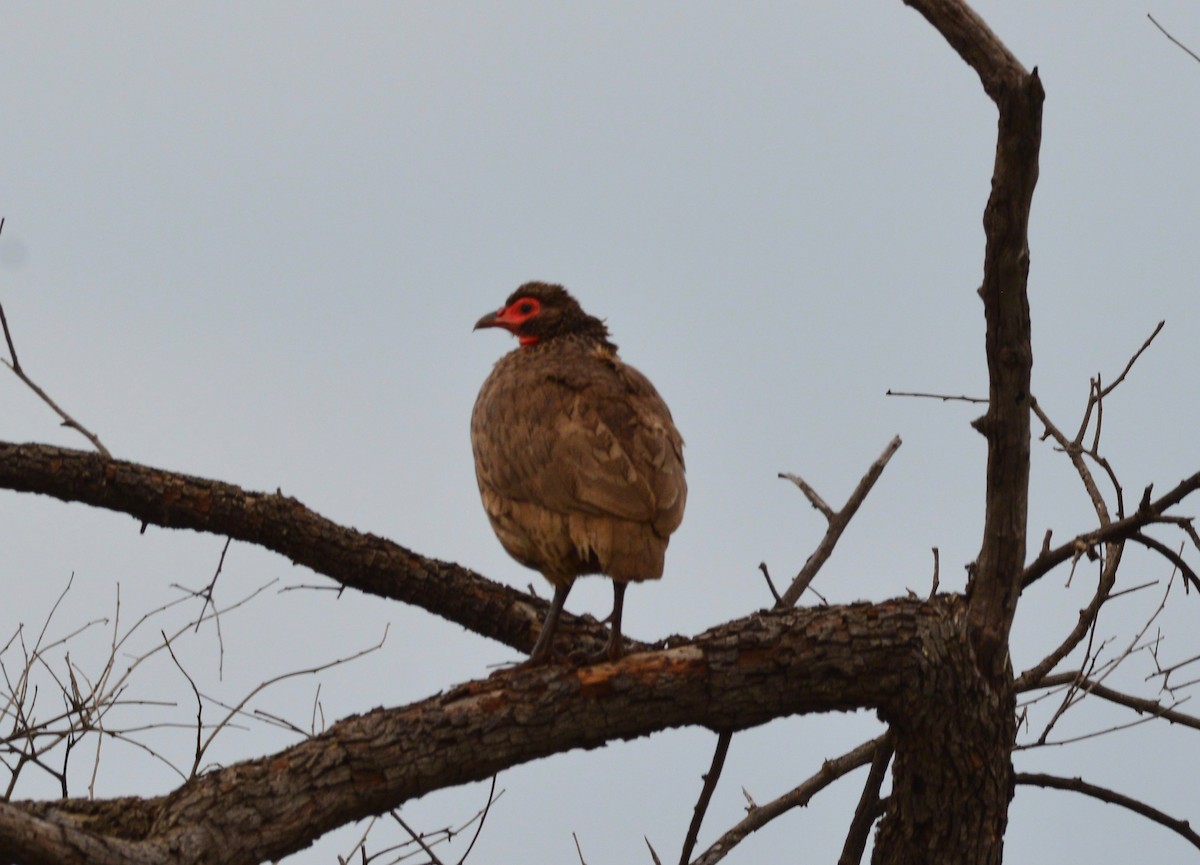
[527,582,572,664]
[591,580,628,663]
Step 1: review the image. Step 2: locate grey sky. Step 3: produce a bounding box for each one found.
[2,3,1198,862]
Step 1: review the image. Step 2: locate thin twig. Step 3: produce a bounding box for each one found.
[160,631,205,779]
[646,837,664,865]
[838,734,893,865]
[1148,14,1200,65]
[691,734,886,865]
[0,299,112,458]
[392,811,447,865]
[779,473,833,519]
[1017,772,1200,850]
[778,436,902,606]
[884,388,987,404]
[678,731,732,865]
[454,775,498,865]
[197,628,387,761]
[1132,533,1200,593]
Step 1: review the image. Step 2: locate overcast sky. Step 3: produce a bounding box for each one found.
[2,3,1199,863]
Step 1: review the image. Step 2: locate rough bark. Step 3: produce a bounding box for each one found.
[0,597,953,865]
[873,3,1041,863]
[0,5,1101,865]
[0,441,608,657]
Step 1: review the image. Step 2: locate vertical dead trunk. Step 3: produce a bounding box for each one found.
[875,3,1042,861]
[873,601,1016,865]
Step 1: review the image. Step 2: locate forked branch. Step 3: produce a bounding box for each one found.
[777,436,902,606]
[690,733,888,865]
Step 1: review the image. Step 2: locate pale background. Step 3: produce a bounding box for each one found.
[2,3,1198,863]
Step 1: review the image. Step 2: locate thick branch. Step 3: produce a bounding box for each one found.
[909,0,1043,679]
[965,70,1042,675]
[0,441,611,657]
[876,3,1040,863]
[0,802,161,865]
[903,0,1029,98]
[2,597,950,865]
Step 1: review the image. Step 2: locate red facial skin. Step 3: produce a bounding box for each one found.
[474,297,543,346]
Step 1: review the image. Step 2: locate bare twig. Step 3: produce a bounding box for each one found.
[1132,533,1200,593]
[884,389,987,404]
[161,630,205,779]
[392,811,447,865]
[1148,14,1200,65]
[454,775,498,865]
[838,734,893,865]
[1019,570,1176,710]
[0,291,112,458]
[691,734,886,865]
[190,537,233,631]
[1097,321,1164,401]
[777,436,902,606]
[756,563,782,605]
[678,731,732,865]
[336,815,377,865]
[1018,705,1180,749]
[1021,471,1200,591]
[928,547,940,599]
[780,472,833,520]
[1,576,278,799]
[1016,772,1200,850]
[195,628,387,764]
[646,837,664,865]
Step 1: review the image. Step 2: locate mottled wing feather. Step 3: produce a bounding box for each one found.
[472,347,685,538]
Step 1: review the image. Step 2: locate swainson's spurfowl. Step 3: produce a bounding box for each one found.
[471,282,686,663]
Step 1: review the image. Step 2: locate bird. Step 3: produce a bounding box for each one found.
[471,282,686,663]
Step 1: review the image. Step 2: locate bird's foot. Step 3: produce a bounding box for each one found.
[581,634,625,665]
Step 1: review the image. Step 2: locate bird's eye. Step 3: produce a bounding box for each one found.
[518,302,535,314]
[514,298,540,317]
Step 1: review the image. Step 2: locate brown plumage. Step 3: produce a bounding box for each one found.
[471,282,686,663]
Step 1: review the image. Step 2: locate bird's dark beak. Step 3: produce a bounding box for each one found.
[474,309,502,331]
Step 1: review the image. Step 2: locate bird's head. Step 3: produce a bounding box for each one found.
[474,282,613,349]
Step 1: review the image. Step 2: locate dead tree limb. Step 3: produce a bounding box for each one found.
[777,436,902,606]
[0,441,609,658]
[690,734,888,865]
[0,596,951,865]
[1016,773,1200,850]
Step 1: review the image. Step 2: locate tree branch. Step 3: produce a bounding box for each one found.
[1019,471,1200,591]
[1,597,950,865]
[1016,773,1200,850]
[908,0,1042,680]
[0,303,112,459]
[1018,671,1200,731]
[777,436,902,607]
[0,441,611,658]
[678,731,732,865]
[0,801,161,865]
[691,734,888,865]
[838,734,893,865]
